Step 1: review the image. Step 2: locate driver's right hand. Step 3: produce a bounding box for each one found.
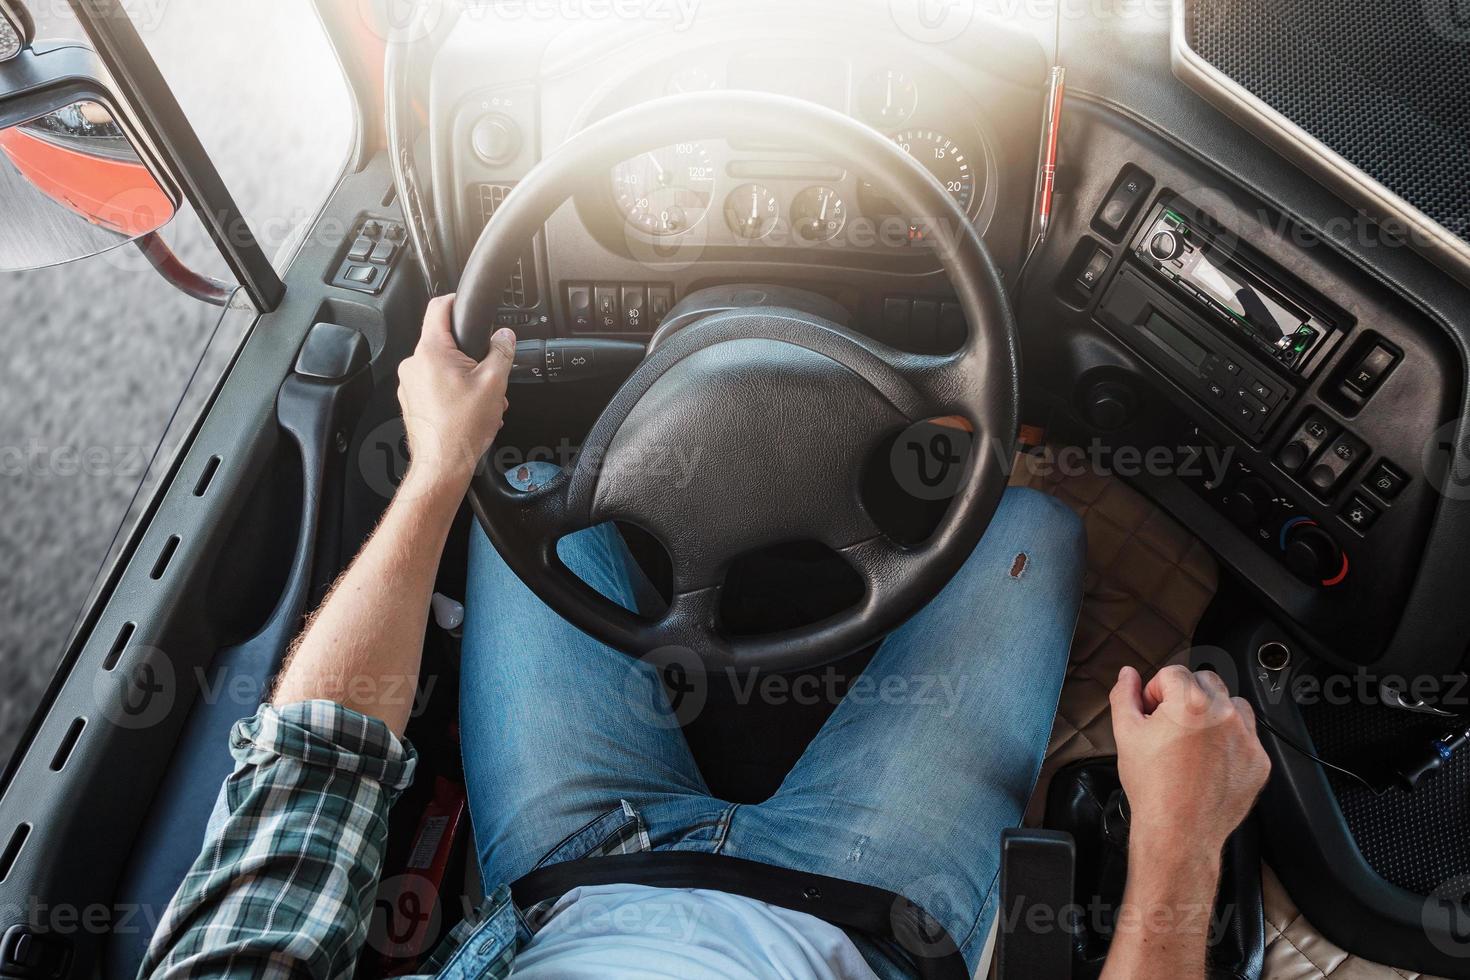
[1109,664,1271,855]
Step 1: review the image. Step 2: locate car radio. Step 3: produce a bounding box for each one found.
[1131,204,1334,375]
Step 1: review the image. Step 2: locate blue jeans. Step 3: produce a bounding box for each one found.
[460,480,1085,975]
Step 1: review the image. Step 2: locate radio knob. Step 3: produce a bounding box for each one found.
[1283,523,1342,584]
[1149,230,1183,261]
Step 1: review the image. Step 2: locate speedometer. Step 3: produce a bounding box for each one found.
[611,142,716,237]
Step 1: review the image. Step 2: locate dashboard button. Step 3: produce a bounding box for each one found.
[1277,411,1337,476]
[1341,495,1380,533]
[1366,461,1406,500]
[1076,246,1111,291]
[593,285,619,330]
[1094,170,1152,236]
[1305,430,1368,498]
[369,240,396,264]
[566,283,594,331]
[1344,343,1397,397]
[620,284,647,332]
[1278,442,1309,472]
[879,298,910,345]
[348,237,372,262]
[648,285,674,325]
[345,265,377,285]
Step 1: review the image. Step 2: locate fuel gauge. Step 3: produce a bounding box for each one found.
[724,183,780,239]
[791,186,846,243]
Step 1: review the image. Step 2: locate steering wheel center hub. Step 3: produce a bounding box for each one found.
[580,331,908,591]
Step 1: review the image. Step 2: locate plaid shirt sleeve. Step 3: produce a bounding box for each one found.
[138,700,418,980]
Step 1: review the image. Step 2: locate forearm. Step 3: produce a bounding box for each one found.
[271,467,466,734]
[1099,835,1222,980]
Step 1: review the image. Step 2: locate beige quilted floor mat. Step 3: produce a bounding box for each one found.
[1008,452,1431,980]
[1261,866,1448,980]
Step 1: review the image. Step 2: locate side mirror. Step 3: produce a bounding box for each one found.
[0,16,179,272]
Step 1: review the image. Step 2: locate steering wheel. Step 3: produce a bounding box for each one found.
[452,92,1018,673]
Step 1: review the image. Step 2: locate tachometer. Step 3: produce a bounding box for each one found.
[891,129,975,211]
[859,129,977,221]
[611,142,716,237]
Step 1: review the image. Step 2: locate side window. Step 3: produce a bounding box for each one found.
[0,2,351,768]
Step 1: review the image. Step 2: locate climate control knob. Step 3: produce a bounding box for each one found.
[1283,521,1344,585]
[1223,478,1274,528]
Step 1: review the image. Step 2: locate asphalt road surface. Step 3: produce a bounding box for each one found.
[0,2,350,768]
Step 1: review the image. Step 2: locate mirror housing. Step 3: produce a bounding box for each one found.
[0,37,180,270]
[0,0,34,63]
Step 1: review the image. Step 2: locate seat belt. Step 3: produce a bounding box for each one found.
[511,851,970,980]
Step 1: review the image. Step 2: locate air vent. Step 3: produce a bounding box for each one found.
[103,622,135,671]
[193,455,221,497]
[49,718,85,772]
[477,183,531,308]
[0,825,29,882]
[150,535,180,580]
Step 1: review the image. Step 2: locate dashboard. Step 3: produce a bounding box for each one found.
[429,7,1043,348]
[421,1,1461,673]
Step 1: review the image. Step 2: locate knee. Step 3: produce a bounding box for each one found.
[990,488,1087,586]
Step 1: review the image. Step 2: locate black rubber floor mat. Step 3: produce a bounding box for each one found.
[1299,685,1470,896]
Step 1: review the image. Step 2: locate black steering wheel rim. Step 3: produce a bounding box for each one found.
[452,91,1018,673]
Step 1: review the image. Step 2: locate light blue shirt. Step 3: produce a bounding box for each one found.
[511,883,881,978]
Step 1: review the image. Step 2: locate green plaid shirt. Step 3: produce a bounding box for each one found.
[137,700,649,980]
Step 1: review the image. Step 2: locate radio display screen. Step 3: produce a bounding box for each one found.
[1188,251,1304,348]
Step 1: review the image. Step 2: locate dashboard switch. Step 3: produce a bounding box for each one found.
[1277,411,1337,476]
[621,284,647,332]
[567,283,594,331]
[1076,245,1111,291]
[1305,430,1368,498]
[648,285,674,325]
[1093,168,1153,238]
[879,297,910,346]
[1340,495,1380,534]
[593,285,619,331]
[1344,342,1397,398]
[1365,461,1406,500]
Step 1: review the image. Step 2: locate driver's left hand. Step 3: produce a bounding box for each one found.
[396,294,516,493]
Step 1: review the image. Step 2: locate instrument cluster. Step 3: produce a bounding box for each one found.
[605,62,995,253]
